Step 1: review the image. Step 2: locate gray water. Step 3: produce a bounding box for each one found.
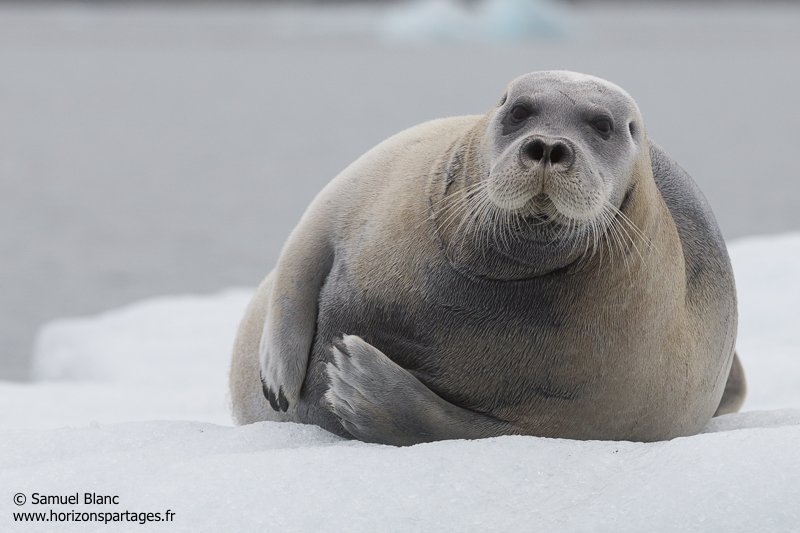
[2,3,800,379]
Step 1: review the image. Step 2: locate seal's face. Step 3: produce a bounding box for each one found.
[435,71,650,277]
[481,71,643,237]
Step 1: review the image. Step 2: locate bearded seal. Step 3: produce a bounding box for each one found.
[229,71,744,445]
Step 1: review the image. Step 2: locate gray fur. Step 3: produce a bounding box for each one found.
[324,335,514,445]
[230,71,743,444]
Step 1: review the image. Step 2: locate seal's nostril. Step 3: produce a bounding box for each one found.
[550,142,573,167]
[550,144,565,164]
[522,138,573,167]
[526,140,545,162]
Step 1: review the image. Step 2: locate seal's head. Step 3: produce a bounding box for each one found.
[437,71,650,278]
[482,70,644,227]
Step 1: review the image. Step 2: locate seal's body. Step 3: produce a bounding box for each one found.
[230,71,743,445]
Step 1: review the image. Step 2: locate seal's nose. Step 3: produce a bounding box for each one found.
[521,137,574,170]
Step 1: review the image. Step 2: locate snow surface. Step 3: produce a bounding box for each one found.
[1,234,799,531]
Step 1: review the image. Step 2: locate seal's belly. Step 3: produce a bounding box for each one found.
[300,240,718,441]
[307,253,596,423]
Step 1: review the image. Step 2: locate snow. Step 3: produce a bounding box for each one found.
[2,234,799,531]
[728,234,800,411]
[2,290,253,429]
[3,418,799,532]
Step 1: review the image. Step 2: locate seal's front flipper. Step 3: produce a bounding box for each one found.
[259,246,332,411]
[325,335,515,446]
[259,197,336,412]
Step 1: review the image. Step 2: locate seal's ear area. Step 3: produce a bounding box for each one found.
[627,120,644,146]
[498,92,508,107]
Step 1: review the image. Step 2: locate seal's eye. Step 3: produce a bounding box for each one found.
[591,117,614,136]
[509,104,532,123]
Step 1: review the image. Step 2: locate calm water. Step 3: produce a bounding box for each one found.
[2,3,799,379]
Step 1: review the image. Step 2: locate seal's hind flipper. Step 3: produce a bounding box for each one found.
[714,351,746,416]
